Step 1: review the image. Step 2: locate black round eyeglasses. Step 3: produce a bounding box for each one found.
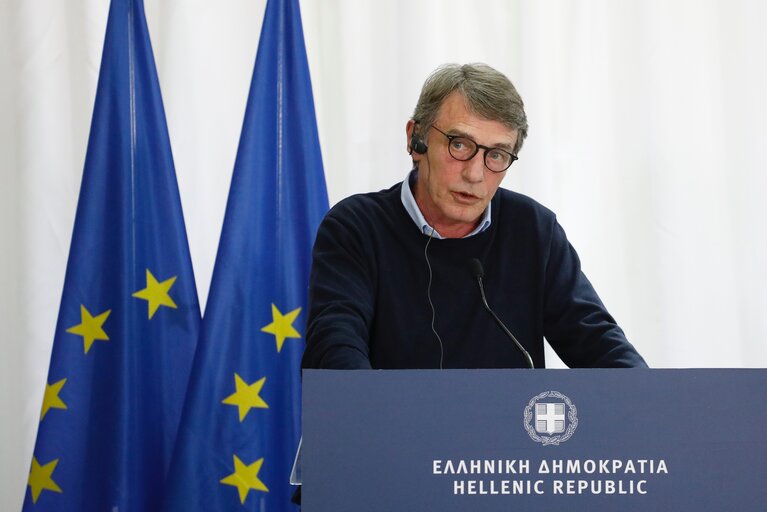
[431,125,518,173]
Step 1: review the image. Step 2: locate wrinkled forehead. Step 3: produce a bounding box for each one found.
[434,93,518,148]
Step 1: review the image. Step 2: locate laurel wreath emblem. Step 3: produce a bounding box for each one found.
[523,390,578,446]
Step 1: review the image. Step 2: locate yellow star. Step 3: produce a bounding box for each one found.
[66,305,111,354]
[222,374,269,422]
[132,269,177,319]
[260,304,301,352]
[220,454,269,504]
[28,456,63,504]
[41,378,68,421]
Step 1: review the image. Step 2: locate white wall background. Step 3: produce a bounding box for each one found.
[2,0,766,509]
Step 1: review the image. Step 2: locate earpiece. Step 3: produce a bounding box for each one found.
[410,133,428,155]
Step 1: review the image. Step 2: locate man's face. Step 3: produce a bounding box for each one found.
[410,92,518,238]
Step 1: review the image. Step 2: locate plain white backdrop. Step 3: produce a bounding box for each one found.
[2,0,766,509]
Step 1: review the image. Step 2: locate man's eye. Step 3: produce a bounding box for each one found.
[450,138,474,154]
[488,149,509,162]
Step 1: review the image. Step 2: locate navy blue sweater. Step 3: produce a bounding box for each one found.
[302,182,647,369]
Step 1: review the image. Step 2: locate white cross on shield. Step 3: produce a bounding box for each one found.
[535,402,566,434]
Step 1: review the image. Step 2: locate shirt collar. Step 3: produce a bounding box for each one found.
[400,170,491,239]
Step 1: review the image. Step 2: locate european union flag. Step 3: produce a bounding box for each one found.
[163,0,328,510]
[23,0,200,510]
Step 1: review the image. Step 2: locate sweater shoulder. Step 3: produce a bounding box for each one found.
[496,187,557,228]
[322,182,403,231]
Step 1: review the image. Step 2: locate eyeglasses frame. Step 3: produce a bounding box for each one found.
[429,124,518,173]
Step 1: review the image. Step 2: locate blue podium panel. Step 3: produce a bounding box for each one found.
[302,369,767,512]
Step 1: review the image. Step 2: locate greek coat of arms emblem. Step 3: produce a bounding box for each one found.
[523,391,578,446]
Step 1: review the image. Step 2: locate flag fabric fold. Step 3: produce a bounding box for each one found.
[164,0,328,510]
[23,0,200,510]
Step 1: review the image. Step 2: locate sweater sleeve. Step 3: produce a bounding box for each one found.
[301,207,375,369]
[542,219,648,368]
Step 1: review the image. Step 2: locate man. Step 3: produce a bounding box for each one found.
[302,63,646,370]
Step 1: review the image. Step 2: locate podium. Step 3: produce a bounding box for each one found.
[302,369,767,511]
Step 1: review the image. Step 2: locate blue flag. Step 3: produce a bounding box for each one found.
[23,0,200,510]
[163,0,328,509]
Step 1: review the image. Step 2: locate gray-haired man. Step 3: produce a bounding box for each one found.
[303,63,646,371]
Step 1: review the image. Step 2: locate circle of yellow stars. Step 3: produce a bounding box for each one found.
[28,268,178,503]
[216,302,303,503]
[32,274,303,506]
[63,268,177,356]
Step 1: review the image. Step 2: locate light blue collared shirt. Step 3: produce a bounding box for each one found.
[400,171,492,239]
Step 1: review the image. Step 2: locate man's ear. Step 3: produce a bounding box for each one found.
[406,119,417,155]
[407,119,427,158]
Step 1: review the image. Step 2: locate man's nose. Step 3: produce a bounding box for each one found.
[462,153,485,183]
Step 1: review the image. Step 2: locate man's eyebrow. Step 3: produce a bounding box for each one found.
[490,141,514,151]
[447,128,514,151]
